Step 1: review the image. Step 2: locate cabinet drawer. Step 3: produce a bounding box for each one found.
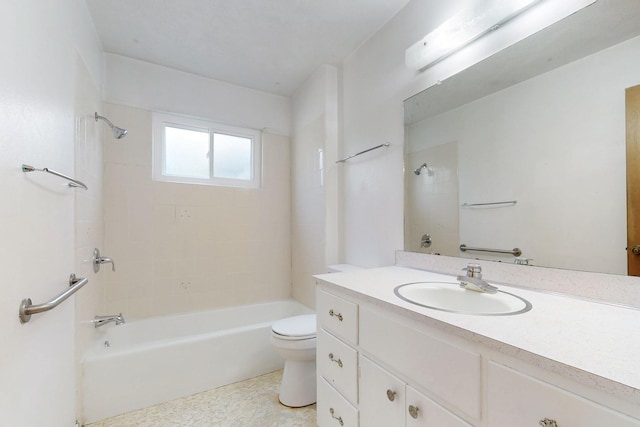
[359,306,481,420]
[318,328,358,404]
[406,385,473,427]
[318,376,359,427]
[317,289,358,344]
[359,355,406,427]
[488,362,640,427]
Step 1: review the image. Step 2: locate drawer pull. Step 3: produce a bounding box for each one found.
[386,389,397,402]
[329,309,343,321]
[539,419,558,427]
[328,353,343,368]
[329,408,344,426]
[408,405,420,419]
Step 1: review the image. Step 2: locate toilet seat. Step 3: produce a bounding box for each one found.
[272,314,316,340]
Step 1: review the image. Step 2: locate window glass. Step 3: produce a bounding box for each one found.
[164,126,210,179]
[213,133,252,180]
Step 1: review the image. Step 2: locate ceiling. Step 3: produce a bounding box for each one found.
[85,0,411,96]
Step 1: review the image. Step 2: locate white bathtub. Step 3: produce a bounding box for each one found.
[82,300,313,424]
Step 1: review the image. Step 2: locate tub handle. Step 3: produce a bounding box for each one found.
[328,353,343,368]
[328,309,343,321]
[329,408,344,426]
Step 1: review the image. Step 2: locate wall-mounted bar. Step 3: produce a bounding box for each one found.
[21,164,88,190]
[461,200,517,207]
[19,274,89,323]
[460,244,522,257]
[336,142,390,163]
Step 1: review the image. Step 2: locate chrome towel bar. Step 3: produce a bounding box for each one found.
[336,142,390,163]
[19,274,89,323]
[460,244,522,257]
[21,164,88,190]
[461,200,517,207]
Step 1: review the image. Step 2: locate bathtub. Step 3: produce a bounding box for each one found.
[82,300,313,424]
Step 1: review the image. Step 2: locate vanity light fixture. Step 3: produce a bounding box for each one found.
[406,0,596,71]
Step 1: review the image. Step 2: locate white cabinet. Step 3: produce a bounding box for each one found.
[317,289,360,427]
[318,376,358,427]
[359,355,406,427]
[488,362,640,427]
[360,354,473,427]
[316,284,640,427]
[359,305,482,421]
[406,385,473,427]
[317,328,358,404]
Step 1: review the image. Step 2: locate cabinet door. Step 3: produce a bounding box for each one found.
[317,289,358,344]
[359,306,481,420]
[406,385,473,427]
[488,362,640,427]
[318,328,359,404]
[318,376,359,427]
[359,355,406,427]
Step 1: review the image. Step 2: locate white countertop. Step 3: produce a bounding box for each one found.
[315,266,640,405]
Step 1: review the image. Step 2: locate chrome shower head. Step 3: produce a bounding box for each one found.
[414,163,428,175]
[95,112,128,139]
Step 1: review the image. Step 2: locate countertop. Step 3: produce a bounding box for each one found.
[315,266,640,406]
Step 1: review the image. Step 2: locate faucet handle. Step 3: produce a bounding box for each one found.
[93,248,116,273]
[462,263,482,279]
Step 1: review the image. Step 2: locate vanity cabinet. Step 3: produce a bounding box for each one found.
[488,362,640,427]
[317,289,360,426]
[316,283,640,427]
[359,355,472,427]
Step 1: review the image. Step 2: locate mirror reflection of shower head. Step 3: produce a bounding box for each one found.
[95,112,128,139]
[414,163,428,175]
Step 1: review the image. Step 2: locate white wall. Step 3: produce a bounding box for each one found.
[407,36,640,274]
[102,59,294,318]
[291,65,340,308]
[104,54,292,136]
[341,0,470,267]
[0,0,103,425]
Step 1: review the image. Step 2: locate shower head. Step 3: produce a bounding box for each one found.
[95,112,128,139]
[414,163,428,175]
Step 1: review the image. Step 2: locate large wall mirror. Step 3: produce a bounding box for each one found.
[404,0,640,275]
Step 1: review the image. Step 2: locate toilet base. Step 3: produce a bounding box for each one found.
[278,359,317,407]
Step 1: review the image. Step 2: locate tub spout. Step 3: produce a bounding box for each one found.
[93,313,125,328]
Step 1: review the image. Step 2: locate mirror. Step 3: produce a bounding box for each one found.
[404,0,640,275]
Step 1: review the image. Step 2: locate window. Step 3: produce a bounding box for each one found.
[152,112,261,188]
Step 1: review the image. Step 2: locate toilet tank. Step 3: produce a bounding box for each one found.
[327,264,363,273]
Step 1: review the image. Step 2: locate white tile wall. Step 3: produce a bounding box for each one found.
[102,103,292,318]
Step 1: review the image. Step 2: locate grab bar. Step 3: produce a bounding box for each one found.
[460,244,522,257]
[21,164,88,190]
[336,142,390,163]
[19,274,89,323]
[461,200,517,207]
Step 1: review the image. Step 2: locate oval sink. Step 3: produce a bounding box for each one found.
[394,281,532,316]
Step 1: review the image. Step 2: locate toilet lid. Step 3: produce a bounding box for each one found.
[272,314,316,338]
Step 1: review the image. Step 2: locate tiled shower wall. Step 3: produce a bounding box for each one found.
[102,103,292,318]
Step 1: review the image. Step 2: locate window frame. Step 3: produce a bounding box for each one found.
[152,111,262,188]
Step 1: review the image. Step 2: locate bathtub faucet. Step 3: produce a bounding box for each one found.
[93,313,125,328]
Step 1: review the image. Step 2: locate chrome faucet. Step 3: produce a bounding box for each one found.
[93,313,125,328]
[457,263,498,294]
[93,248,116,273]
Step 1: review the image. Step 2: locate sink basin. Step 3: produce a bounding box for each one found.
[394,281,532,316]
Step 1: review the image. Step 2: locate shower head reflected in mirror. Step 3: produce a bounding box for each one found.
[414,163,428,175]
[95,112,128,139]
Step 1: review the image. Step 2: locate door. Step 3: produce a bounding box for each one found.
[626,84,640,275]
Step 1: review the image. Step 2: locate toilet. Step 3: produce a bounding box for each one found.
[271,264,361,407]
[271,313,317,407]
